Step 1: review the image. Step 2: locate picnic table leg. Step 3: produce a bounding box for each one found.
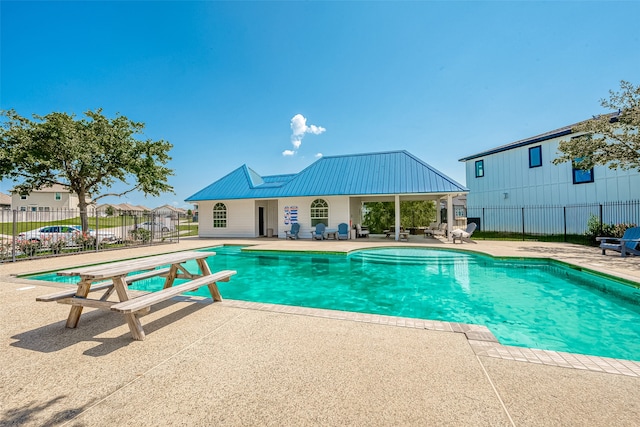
[163,264,179,289]
[196,258,223,302]
[65,279,92,328]
[112,275,146,341]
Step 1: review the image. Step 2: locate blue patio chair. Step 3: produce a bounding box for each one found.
[337,223,349,240]
[597,226,640,257]
[285,223,300,240]
[313,223,326,240]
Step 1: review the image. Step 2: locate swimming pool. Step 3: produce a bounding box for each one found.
[30,245,640,361]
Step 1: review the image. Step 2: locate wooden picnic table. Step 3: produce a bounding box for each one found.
[36,251,236,340]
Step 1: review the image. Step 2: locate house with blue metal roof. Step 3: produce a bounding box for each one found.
[186,150,468,240]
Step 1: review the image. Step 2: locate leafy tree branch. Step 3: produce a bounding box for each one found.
[554,80,640,170]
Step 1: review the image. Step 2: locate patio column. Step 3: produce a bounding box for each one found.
[395,194,401,241]
[447,194,454,241]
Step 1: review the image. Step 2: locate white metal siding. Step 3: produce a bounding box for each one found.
[465,135,640,208]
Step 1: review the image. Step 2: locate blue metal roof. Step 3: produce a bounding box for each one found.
[185,150,468,202]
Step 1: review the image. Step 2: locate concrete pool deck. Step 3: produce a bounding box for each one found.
[1,236,639,426]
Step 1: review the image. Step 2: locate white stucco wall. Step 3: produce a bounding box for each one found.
[464,135,640,208]
[278,196,350,239]
[197,199,257,238]
[196,196,353,239]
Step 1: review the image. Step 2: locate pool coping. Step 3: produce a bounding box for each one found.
[209,297,640,378]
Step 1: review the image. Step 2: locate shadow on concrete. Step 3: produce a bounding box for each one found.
[9,299,211,356]
[1,395,92,427]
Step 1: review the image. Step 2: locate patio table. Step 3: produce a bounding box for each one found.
[323,228,338,239]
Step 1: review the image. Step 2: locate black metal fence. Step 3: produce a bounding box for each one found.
[467,200,640,241]
[0,208,182,263]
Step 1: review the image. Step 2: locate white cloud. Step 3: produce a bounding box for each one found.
[282,149,295,156]
[315,152,323,158]
[289,114,325,152]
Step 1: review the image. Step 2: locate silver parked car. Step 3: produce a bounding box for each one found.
[135,221,173,232]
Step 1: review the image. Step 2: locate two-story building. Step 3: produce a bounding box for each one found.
[459,117,640,234]
[11,184,94,213]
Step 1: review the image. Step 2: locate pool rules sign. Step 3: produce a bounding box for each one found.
[284,206,298,225]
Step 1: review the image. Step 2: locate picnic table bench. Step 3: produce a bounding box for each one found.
[36,251,236,340]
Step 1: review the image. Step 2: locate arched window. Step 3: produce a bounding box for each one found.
[213,203,227,228]
[310,199,329,226]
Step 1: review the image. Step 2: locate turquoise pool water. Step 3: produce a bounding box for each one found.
[31,246,640,361]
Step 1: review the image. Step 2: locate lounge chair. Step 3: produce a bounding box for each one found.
[424,223,447,238]
[285,223,300,240]
[337,223,349,240]
[596,226,640,257]
[451,223,477,244]
[384,227,403,238]
[313,223,326,240]
[355,224,369,238]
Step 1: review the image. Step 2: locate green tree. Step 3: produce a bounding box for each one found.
[363,200,436,233]
[363,202,394,233]
[0,109,174,232]
[400,200,436,228]
[554,80,640,170]
[105,205,115,217]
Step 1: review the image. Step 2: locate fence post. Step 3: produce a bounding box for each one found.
[521,207,525,241]
[599,204,603,235]
[95,208,99,253]
[563,206,567,242]
[12,209,17,263]
[482,208,485,233]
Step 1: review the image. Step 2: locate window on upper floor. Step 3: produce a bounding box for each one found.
[213,203,227,228]
[529,146,542,168]
[55,192,61,201]
[572,158,594,184]
[475,160,484,178]
[310,198,329,226]
[20,195,27,200]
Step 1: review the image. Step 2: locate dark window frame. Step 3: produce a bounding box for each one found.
[572,159,594,184]
[475,160,484,178]
[529,146,542,168]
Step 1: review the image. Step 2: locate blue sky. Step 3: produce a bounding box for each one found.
[2,1,639,209]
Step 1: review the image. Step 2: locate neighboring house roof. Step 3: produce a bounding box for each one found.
[459,112,620,162]
[97,203,150,212]
[117,203,142,211]
[96,203,118,210]
[186,150,468,202]
[0,192,11,206]
[154,204,186,213]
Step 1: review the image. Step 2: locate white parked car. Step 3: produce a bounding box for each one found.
[18,225,118,245]
[18,225,81,244]
[135,221,173,232]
